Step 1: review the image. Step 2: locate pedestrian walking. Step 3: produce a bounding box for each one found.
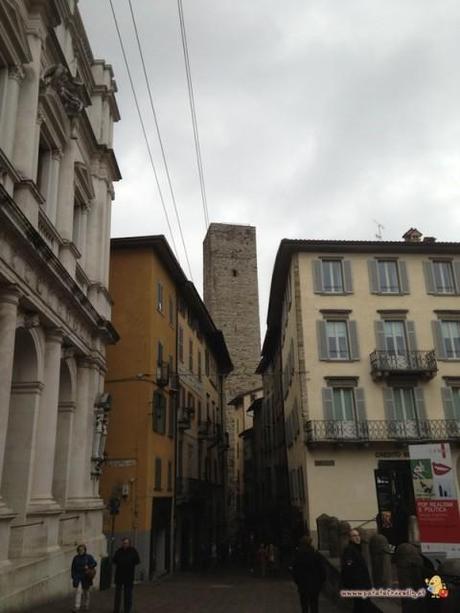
[112,537,140,613]
[71,544,97,612]
[341,529,373,613]
[291,536,326,613]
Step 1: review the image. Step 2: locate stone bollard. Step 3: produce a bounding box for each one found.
[369,534,392,588]
[393,543,427,613]
[328,517,340,558]
[408,515,420,544]
[357,527,372,582]
[316,514,330,552]
[339,521,351,556]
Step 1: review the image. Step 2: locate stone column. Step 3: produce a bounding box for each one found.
[0,287,20,567]
[67,358,99,507]
[29,328,64,512]
[0,286,21,514]
[0,66,24,159]
[56,139,76,241]
[12,34,42,178]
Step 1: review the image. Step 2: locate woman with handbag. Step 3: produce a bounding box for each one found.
[71,544,97,612]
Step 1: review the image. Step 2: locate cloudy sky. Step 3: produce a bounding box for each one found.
[79,0,460,333]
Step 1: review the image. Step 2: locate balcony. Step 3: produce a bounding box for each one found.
[177,406,193,431]
[370,350,437,380]
[305,419,460,445]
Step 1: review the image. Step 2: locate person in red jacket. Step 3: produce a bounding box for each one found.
[112,538,140,613]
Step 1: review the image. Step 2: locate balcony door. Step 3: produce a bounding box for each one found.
[393,388,418,437]
[332,388,357,438]
[384,320,408,368]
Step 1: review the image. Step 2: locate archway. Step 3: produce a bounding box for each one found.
[2,327,42,518]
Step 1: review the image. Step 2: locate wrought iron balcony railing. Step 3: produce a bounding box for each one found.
[305,419,460,444]
[370,350,437,380]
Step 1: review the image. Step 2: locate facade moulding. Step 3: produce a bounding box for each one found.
[0,188,117,346]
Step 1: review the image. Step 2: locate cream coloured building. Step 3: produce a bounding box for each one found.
[259,229,460,545]
[0,1,120,610]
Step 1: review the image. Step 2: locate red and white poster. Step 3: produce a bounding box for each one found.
[409,443,460,555]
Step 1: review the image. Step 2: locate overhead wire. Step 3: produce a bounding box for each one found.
[127,0,194,281]
[108,0,179,258]
[177,0,210,231]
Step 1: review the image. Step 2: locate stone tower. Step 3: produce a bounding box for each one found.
[203,223,261,401]
[203,224,262,540]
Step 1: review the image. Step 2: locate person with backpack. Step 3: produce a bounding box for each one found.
[71,544,97,612]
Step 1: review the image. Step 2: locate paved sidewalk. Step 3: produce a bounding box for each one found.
[29,569,350,612]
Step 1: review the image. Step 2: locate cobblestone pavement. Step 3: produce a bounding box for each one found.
[29,569,350,613]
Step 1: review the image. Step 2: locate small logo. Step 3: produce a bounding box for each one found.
[425,575,449,599]
[432,462,452,476]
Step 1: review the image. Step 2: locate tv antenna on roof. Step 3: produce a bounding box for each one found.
[373,219,385,240]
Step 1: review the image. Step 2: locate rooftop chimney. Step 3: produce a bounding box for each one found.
[402,228,422,242]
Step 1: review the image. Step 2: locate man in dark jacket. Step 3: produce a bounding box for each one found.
[341,529,373,613]
[113,538,140,613]
[292,536,327,613]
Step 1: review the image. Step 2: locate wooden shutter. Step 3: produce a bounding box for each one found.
[154,458,162,490]
[368,259,379,293]
[441,387,455,420]
[322,387,334,420]
[383,387,396,420]
[399,261,410,294]
[423,261,435,293]
[374,320,386,350]
[414,387,428,436]
[317,320,328,360]
[355,387,368,437]
[313,260,323,293]
[432,320,446,359]
[454,261,460,295]
[355,388,367,421]
[406,321,418,352]
[343,260,353,293]
[168,395,175,437]
[349,320,360,360]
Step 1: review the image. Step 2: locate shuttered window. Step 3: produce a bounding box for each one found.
[312,259,353,294]
[317,319,359,360]
[153,392,167,434]
[368,259,409,294]
[154,458,162,491]
[383,386,428,437]
[424,260,460,295]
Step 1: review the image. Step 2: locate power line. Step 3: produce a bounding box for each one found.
[127,0,194,281]
[177,0,210,231]
[108,0,178,257]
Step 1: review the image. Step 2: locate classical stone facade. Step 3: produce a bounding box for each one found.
[203,223,262,539]
[0,2,120,610]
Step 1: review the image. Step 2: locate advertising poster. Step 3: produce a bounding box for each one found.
[409,443,460,555]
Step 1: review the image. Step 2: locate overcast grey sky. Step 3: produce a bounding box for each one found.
[80,0,460,333]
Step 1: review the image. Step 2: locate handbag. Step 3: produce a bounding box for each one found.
[85,567,96,580]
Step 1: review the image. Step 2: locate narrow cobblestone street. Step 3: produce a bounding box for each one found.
[29,570,349,613]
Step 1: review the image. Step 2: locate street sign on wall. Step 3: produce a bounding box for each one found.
[409,443,460,556]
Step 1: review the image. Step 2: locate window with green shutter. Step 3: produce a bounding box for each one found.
[153,391,166,434]
[154,458,162,491]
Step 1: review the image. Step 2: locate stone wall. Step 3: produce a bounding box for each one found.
[203,223,261,402]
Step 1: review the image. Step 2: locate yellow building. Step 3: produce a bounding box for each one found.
[260,228,460,546]
[101,235,231,579]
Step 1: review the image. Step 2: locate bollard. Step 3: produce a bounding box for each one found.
[369,534,392,588]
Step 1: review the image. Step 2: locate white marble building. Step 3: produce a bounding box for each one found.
[0,1,120,610]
